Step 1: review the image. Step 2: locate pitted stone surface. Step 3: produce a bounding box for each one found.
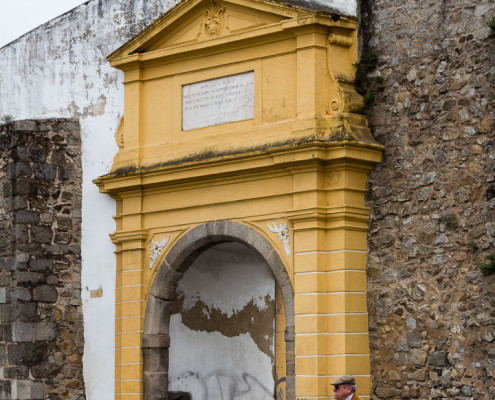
[0,120,84,400]
[363,0,495,398]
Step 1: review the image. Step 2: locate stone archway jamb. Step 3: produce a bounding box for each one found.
[142,220,295,400]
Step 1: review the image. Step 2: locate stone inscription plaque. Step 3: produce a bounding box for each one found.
[182,71,254,131]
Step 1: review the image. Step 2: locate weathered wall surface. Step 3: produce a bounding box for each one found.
[0,119,83,400]
[169,243,275,400]
[0,0,358,397]
[0,2,179,398]
[363,0,495,398]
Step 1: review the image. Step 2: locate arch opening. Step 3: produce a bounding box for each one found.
[143,221,295,400]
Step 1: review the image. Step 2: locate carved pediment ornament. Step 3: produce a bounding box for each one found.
[204,1,225,36]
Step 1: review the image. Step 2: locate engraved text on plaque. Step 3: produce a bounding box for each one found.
[182,71,254,130]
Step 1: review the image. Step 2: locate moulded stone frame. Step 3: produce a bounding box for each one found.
[143,220,295,400]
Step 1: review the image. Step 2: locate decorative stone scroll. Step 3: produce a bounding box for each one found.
[182,71,255,130]
[149,236,170,269]
[267,222,290,256]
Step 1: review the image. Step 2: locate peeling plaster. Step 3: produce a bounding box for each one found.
[0,1,179,399]
[177,243,275,317]
[170,242,276,399]
[0,0,357,399]
[174,295,275,359]
[169,315,275,400]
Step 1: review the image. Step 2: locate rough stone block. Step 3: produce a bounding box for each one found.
[143,296,172,334]
[143,371,168,400]
[56,217,72,230]
[13,225,29,244]
[0,345,6,365]
[0,380,10,400]
[0,305,12,323]
[30,226,53,244]
[12,120,37,132]
[12,163,32,179]
[3,324,12,343]
[142,334,170,348]
[33,163,56,180]
[46,275,58,285]
[427,351,449,367]
[14,211,39,224]
[3,366,29,379]
[149,268,182,301]
[7,343,48,365]
[11,303,37,322]
[0,238,9,252]
[13,178,37,196]
[34,322,57,341]
[406,332,421,348]
[32,382,44,400]
[143,346,169,372]
[33,285,58,303]
[60,245,80,254]
[0,288,6,304]
[10,288,31,302]
[12,322,33,342]
[14,271,44,284]
[50,150,66,166]
[44,245,61,254]
[27,147,46,163]
[30,259,53,271]
[54,232,72,244]
[12,379,31,400]
[57,167,70,180]
[13,196,27,210]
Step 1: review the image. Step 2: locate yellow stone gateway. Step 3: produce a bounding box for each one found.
[94,0,383,399]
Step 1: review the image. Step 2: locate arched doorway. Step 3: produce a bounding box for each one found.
[169,242,275,399]
[143,221,294,400]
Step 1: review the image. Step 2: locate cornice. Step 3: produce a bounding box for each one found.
[94,140,382,196]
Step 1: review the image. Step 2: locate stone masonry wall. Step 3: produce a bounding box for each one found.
[363,0,495,398]
[0,120,83,400]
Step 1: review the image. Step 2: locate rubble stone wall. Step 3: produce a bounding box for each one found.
[363,0,495,398]
[0,120,83,400]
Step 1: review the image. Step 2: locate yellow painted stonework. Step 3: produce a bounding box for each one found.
[95,0,383,398]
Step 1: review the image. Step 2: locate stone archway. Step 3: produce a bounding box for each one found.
[143,220,295,400]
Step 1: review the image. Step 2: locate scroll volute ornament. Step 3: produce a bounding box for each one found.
[115,116,124,148]
[204,1,225,36]
[326,27,365,114]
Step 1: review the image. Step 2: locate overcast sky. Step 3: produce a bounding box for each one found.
[0,0,89,48]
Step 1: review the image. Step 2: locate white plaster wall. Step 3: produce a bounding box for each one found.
[0,1,178,399]
[0,0,357,399]
[169,243,275,400]
[304,0,357,15]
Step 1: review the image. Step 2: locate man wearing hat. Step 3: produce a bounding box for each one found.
[330,375,363,400]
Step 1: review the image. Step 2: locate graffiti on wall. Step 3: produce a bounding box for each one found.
[276,377,286,400]
[170,369,274,400]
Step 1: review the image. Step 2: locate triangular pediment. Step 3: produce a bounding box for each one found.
[108,0,346,63]
[149,1,284,50]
